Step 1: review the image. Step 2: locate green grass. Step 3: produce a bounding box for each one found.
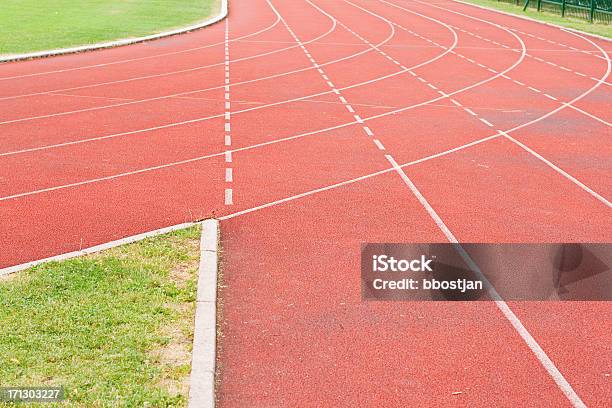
[458,0,612,38]
[0,0,219,54]
[0,226,201,407]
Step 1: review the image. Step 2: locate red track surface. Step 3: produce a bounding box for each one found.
[1,0,610,406]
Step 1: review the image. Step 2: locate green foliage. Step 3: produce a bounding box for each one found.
[0,0,218,54]
[0,226,201,407]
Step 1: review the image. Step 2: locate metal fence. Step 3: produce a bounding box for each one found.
[496,0,612,23]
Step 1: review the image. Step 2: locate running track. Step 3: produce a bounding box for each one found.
[1,0,610,406]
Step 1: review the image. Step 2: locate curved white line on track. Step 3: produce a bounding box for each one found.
[0,0,412,154]
[0,0,425,127]
[1,0,607,282]
[0,5,338,102]
[0,3,280,82]
[0,0,515,203]
[408,0,610,207]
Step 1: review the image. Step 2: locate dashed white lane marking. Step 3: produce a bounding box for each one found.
[393,16,610,211]
[373,139,386,150]
[280,0,393,164]
[509,27,606,61]
[224,188,233,205]
[430,25,609,128]
[223,20,233,206]
[449,24,611,87]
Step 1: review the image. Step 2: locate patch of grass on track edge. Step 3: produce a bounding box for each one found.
[0,226,201,407]
[457,0,612,38]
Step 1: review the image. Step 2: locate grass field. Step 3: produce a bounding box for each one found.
[0,0,219,55]
[459,0,612,38]
[0,227,200,406]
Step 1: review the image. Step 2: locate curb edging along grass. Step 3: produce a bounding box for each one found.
[0,0,229,64]
[188,219,220,408]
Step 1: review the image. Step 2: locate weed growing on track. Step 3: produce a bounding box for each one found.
[0,0,219,54]
[0,226,200,406]
[459,0,611,38]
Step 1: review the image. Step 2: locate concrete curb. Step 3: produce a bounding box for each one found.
[452,0,611,42]
[0,0,229,64]
[189,219,220,408]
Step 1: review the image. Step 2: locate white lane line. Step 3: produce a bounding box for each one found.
[224,19,233,206]
[373,139,386,150]
[501,131,611,207]
[284,0,396,157]
[418,0,611,184]
[397,4,598,406]
[385,154,456,239]
[449,22,611,88]
[452,48,609,126]
[479,117,494,127]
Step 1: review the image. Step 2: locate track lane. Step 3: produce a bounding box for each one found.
[0,0,608,405]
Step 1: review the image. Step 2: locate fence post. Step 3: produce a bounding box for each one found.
[589,0,595,22]
[523,0,531,11]
[561,0,566,16]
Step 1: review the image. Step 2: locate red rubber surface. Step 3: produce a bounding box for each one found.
[1,0,610,406]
